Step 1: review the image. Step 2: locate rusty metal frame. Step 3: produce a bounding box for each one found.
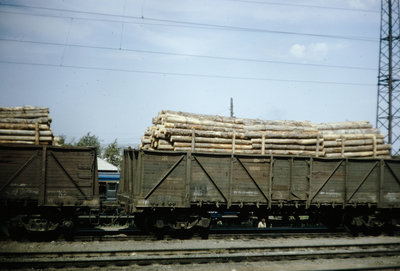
[346,161,379,203]
[236,157,270,203]
[193,155,228,203]
[144,155,185,200]
[0,151,39,193]
[50,151,87,199]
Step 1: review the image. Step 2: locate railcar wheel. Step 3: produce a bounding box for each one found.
[62,219,76,241]
[343,213,362,236]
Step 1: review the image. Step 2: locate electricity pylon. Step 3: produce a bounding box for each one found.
[377,0,400,155]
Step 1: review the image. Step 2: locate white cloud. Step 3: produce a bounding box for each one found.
[289,42,329,61]
[308,42,329,60]
[289,44,306,59]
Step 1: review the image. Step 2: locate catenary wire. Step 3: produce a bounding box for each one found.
[0,60,376,86]
[222,0,379,13]
[0,38,376,71]
[0,3,379,42]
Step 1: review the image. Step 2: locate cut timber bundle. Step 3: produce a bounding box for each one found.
[0,106,54,145]
[139,110,391,158]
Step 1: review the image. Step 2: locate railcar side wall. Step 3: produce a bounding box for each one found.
[118,150,400,211]
[0,144,99,208]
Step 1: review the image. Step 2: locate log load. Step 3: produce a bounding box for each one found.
[139,110,391,158]
[0,106,54,145]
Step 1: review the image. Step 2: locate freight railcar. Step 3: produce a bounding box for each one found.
[0,144,99,238]
[118,149,400,236]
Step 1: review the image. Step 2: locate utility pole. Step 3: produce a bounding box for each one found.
[376,0,400,155]
[230,97,234,118]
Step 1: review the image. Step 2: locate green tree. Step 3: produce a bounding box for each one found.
[76,132,101,155]
[57,135,76,147]
[103,139,122,169]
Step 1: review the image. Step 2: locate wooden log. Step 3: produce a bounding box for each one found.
[140,144,151,150]
[323,134,385,140]
[0,140,36,144]
[159,128,247,139]
[173,147,255,154]
[143,111,388,158]
[0,112,49,119]
[173,142,253,150]
[156,139,171,145]
[246,131,321,139]
[160,115,317,131]
[325,150,390,158]
[0,106,49,112]
[261,149,322,156]
[34,123,39,145]
[0,117,51,124]
[170,135,252,145]
[0,123,49,130]
[157,144,174,150]
[324,144,391,153]
[160,115,244,129]
[160,110,313,127]
[143,128,154,137]
[244,125,317,132]
[153,139,173,148]
[242,119,312,127]
[141,137,151,144]
[161,122,246,133]
[320,129,380,135]
[324,138,384,147]
[0,129,52,136]
[173,146,322,156]
[159,114,314,131]
[252,143,322,151]
[251,138,323,145]
[0,135,53,141]
[313,121,372,130]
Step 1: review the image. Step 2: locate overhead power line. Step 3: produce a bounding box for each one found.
[0,60,375,87]
[0,3,379,42]
[0,38,376,71]
[223,0,379,13]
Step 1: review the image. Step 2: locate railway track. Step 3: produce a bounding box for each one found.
[75,230,350,242]
[70,226,398,242]
[1,240,399,269]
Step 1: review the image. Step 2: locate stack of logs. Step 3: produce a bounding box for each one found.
[140,110,391,158]
[0,106,54,145]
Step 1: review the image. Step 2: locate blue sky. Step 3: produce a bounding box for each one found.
[0,0,381,148]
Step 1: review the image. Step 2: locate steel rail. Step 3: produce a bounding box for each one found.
[1,242,400,269]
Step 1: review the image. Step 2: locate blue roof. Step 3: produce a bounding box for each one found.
[99,172,120,181]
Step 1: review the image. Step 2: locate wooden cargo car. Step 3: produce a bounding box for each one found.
[118,149,400,235]
[0,144,99,237]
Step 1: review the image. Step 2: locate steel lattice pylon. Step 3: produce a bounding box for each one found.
[377,0,400,155]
